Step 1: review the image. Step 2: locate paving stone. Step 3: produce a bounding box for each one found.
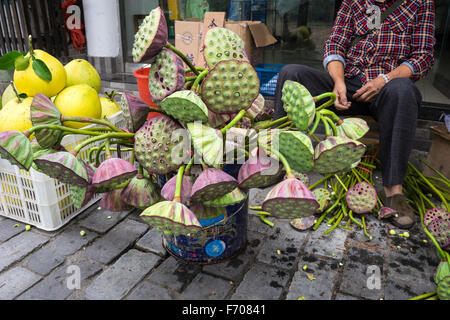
[231,263,290,300]
[180,273,233,300]
[303,222,349,260]
[17,256,102,300]
[256,221,307,270]
[386,249,435,285]
[339,246,385,300]
[247,212,276,235]
[286,254,340,300]
[23,227,98,275]
[0,218,25,242]
[136,228,167,257]
[0,231,49,272]
[347,214,388,249]
[385,279,436,300]
[0,267,41,299]
[84,219,149,264]
[334,293,362,300]
[202,232,263,282]
[79,207,132,234]
[147,256,201,292]
[126,281,176,300]
[85,249,160,300]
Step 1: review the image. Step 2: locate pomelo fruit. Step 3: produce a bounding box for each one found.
[64,59,101,93]
[100,96,121,119]
[0,97,34,132]
[13,49,66,97]
[1,84,17,110]
[54,84,102,129]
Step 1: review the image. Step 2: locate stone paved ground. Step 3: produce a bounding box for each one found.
[0,183,441,300]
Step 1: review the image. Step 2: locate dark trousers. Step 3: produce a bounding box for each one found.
[273,64,422,187]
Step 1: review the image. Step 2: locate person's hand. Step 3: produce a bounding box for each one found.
[333,81,351,110]
[353,77,386,103]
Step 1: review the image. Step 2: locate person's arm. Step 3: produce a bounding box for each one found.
[327,61,351,110]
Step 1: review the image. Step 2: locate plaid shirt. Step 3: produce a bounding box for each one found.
[323,0,435,83]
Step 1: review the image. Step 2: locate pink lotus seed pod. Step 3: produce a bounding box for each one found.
[121,175,161,210]
[424,208,450,249]
[378,207,397,219]
[345,181,378,214]
[120,92,150,133]
[161,175,193,205]
[238,156,282,190]
[92,158,137,193]
[191,168,238,203]
[100,189,133,212]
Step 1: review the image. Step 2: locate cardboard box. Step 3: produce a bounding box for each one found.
[423,125,450,185]
[175,12,277,69]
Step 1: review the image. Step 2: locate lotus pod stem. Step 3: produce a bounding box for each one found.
[191,70,209,92]
[165,43,199,76]
[174,165,186,202]
[308,113,322,135]
[72,132,134,155]
[265,147,294,178]
[61,116,123,133]
[25,124,108,138]
[221,110,247,134]
[323,116,338,136]
[314,92,337,111]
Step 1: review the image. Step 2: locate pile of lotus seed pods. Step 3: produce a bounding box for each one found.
[0,8,449,280]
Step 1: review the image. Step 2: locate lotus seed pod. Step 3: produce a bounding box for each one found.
[92,158,137,193]
[132,7,168,62]
[378,206,397,219]
[312,188,331,213]
[238,156,283,190]
[207,111,232,128]
[290,216,316,231]
[160,90,208,123]
[140,201,202,236]
[187,122,223,169]
[203,27,248,68]
[434,260,450,285]
[100,188,133,212]
[134,116,187,175]
[279,131,314,173]
[201,59,260,114]
[335,118,369,140]
[424,208,450,249]
[34,152,88,186]
[203,188,247,207]
[30,94,63,149]
[245,94,273,121]
[190,203,224,221]
[281,81,316,131]
[284,171,310,186]
[313,136,366,174]
[437,276,450,300]
[262,178,319,219]
[70,161,97,209]
[345,181,378,214]
[121,175,161,210]
[120,92,150,133]
[0,131,33,170]
[149,48,185,102]
[191,168,239,203]
[161,174,193,205]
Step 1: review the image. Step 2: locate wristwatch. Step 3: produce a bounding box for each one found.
[378,73,390,84]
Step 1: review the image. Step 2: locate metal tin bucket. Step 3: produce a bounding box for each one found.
[162,164,248,264]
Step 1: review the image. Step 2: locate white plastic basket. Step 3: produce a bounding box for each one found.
[0,111,130,231]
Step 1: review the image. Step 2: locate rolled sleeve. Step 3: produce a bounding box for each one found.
[323,54,346,70]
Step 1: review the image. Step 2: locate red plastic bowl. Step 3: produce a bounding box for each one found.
[133,67,162,119]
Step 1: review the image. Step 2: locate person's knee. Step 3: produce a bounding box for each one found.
[382,78,422,103]
[279,64,313,82]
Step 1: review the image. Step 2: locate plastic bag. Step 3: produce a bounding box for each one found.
[185,0,210,20]
[441,113,450,132]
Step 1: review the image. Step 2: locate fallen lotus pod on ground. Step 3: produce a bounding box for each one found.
[149,48,185,102]
[203,27,248,68]
[132,6,168,62]
[201,59,259,114]
[161,174,193,205]
[134,116,186,175]
[92,157,137,193]
[290,216,316,231]
[191,168,239,203]
[279,131,314,173]
[70,161,97,209]
[238,156,282,190]
[161,90,208,123]
[335,118,369,140]
[34,151,88,186]
[30,94,63,149]
[313,136,366,174]
[120,92,150,133]
[437,276,450,300]
[0,131,33,170]
[187,122,223,168]
[378,206,397,219]
[100,188,133,212]
[434,260,450,284]
[140,201,202,236]
[203,188,247,207]
[424,208,450,249]
[345,181,378,214]
[281,81,316,131]
[312,188,331,213]
[121,174,161,209]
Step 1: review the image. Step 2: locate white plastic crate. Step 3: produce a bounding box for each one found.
[0,111,130,231]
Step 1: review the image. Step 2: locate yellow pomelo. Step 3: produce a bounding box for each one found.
[100,96,121,119]
[13,50,66,97]
[54,84,102,129]
[64,59,101,93]
[1,84,17,109]
[0,97,34,132]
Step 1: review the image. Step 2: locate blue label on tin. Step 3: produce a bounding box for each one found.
[205,240,226,257]
[198,214,225,227]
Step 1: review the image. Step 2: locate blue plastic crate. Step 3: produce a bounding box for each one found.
[255,64,285,96]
